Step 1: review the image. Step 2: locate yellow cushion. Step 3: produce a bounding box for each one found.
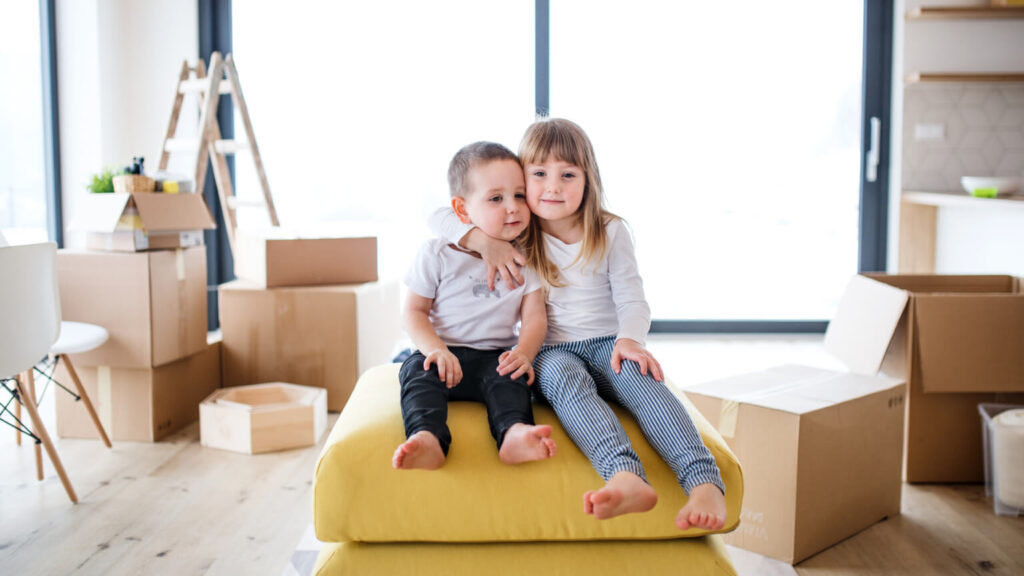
[313,536,737,576]
[313,364,743,543]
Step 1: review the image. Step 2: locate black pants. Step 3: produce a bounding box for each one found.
[399,347,534,455]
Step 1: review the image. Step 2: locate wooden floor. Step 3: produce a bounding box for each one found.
[2,335,1022,575]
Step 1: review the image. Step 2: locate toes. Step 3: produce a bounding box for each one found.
[542,438,557,457]
[583,492,595,515]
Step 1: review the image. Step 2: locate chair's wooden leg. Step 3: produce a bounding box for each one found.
[17,372,78,503]
[25,371,43,480]
[62,356,112,448]
[15,394,21,445]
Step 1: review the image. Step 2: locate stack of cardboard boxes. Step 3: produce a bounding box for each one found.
[218,228,400,412]
[685,273,1024,564]
[57,191,221,442]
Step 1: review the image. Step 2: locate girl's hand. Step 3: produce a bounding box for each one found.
[611,339,664,382]
[497,349,535,385]
[467,229,526,291]
[423,348,463,388]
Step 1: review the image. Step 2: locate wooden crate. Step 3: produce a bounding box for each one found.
[199,382,327,454]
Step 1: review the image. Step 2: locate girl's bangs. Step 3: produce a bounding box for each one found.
[521,123,586,167]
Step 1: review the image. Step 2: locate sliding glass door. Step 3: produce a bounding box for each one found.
[547,0,888,327]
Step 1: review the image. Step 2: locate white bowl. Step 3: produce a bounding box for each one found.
[961,176,1023,196]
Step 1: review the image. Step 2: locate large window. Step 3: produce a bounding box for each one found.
[232,1,534,281]
[0,1,48,245]
[224,1,888,329]
[549,1,866,322]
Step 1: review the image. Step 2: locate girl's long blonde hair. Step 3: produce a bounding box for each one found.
[518,118,617,287]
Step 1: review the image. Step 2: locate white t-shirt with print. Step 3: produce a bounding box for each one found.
[428,208,651,346]
[405,238,542,350]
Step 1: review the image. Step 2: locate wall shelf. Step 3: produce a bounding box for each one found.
[907,6,1024,19]
[903,190,1024,209]
[905,73,1024,84]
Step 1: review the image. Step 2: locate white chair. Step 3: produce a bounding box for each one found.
[0,242,77,502]
[31,321,113,448]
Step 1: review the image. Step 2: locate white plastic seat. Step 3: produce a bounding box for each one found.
[0,242,78,502]
[50,321,109,355]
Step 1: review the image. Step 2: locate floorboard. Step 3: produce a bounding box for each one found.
[2,335,1022,575]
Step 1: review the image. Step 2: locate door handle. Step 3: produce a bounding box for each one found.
[866,116,881,183]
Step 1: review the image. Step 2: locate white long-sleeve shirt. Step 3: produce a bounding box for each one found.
[428,208,651,346]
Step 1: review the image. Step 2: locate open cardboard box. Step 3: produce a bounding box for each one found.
[72,191,215,252]
[685,275,909,564]
[864,274,1024,483]
[234,227,377,288]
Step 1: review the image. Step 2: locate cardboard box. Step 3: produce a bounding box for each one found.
[684,274,910,563]
[200,382,328,454]
[55,339,221,442]
[72,191,215,252]
[218,279,400,411]
[234,228,377,287]
[687,366,904,564]
[57,247,209,368]
[865,274,1024,483]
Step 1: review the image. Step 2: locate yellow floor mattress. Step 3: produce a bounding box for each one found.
[313,363,743,543]
[313,535,737,576]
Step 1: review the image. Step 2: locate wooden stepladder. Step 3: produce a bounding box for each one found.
[158,51,279,255]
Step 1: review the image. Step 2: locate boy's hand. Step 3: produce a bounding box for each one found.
[470,229,526,291]
[423,348,462,388]
[497,349,535,385]
[611,339,664,382]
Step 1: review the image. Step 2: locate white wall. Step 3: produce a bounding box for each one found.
[892,0,1024,275]
[58,0,198,248]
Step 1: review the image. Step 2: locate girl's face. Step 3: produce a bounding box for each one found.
[524,158,585,229]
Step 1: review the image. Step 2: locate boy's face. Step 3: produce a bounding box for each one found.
[454,159,529,241]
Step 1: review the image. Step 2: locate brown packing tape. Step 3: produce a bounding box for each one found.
[177,249,188,355]
[719,399,738,439]
[98,366,113,433]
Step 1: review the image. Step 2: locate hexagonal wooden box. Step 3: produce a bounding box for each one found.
[200,382,327,454]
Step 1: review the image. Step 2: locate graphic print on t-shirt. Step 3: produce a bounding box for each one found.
[471,275,501,299]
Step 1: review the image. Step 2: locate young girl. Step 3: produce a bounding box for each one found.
[430,118,726,531]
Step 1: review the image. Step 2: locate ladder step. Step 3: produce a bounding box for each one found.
[164,139,250,154]
[164,138,200,152]
[226,197,265,209]
[179,78,232,94]
[213,139,249,154]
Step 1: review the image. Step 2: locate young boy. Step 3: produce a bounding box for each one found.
[393,142,556,470]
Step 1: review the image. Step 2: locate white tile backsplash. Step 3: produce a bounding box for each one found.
[902,83,1024,191]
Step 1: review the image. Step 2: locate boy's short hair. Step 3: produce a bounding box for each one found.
[447,142,520,198]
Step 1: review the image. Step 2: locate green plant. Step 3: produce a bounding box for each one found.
[87,166,123,194]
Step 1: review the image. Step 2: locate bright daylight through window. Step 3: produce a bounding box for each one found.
[235,0,865,323]
[0,1,47,245]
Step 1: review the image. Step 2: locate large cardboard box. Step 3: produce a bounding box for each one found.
[218,279,400,411]
[234,228,377,287]
[55,339,221,442]
[72,191,215,252]
[687,366,905,564]
[685,275,912,563]
[57,247,209,368]
[866,274,1024,483]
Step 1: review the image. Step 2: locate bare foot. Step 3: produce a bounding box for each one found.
[498,423,557,464]
[675,483,727,530]
[392,431,445,470]
[582,471,658,520]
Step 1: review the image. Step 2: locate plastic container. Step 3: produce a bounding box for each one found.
[978,403,1024,516]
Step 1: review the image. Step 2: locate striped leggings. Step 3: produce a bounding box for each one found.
[534,336,724,495]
